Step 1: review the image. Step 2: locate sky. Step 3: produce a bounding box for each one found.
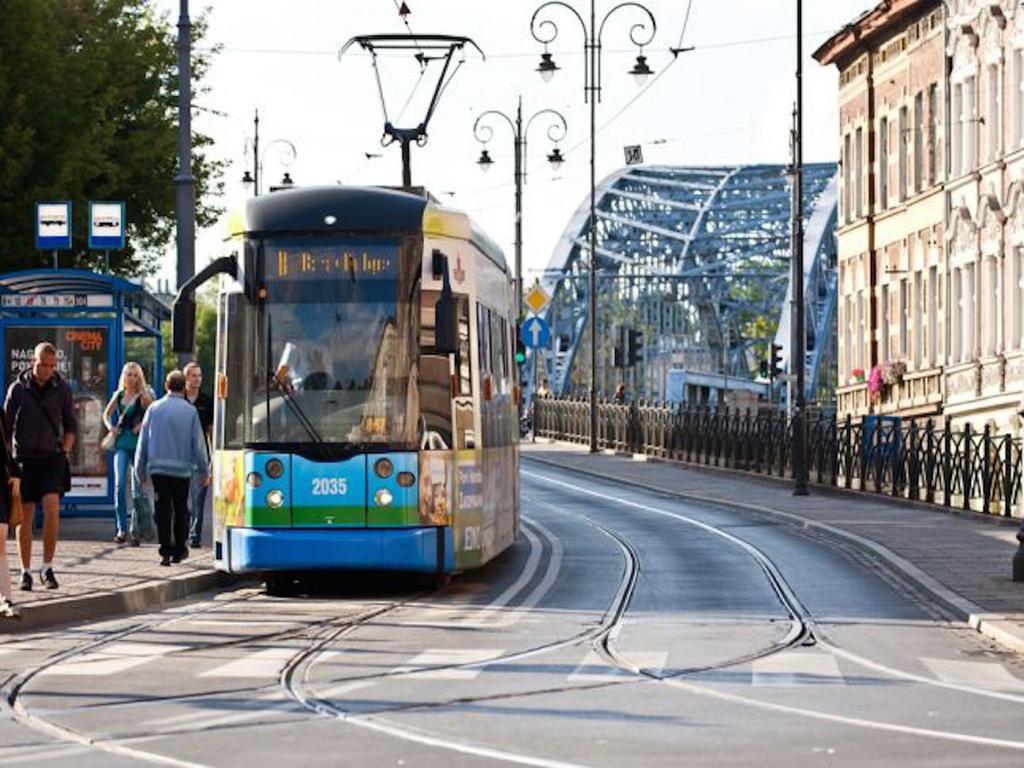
[153,0,870,287]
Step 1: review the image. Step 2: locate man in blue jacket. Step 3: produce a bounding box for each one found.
[135,370,210,566]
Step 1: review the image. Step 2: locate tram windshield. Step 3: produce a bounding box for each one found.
[246,236,420,449]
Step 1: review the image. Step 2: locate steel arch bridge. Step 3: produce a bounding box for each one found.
[527,163,838,404]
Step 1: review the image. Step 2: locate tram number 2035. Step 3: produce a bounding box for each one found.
[311,478,349,496]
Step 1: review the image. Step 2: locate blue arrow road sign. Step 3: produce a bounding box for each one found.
[520,316,550,349]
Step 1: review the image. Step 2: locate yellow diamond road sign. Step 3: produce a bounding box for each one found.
[525,283,551,315]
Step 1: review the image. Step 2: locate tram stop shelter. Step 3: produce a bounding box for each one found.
[0,269,169,515]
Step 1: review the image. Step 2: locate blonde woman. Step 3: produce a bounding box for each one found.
[102,363,153,544]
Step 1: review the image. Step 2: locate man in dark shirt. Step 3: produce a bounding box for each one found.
[183,362,213,547]
[3,342,77,590]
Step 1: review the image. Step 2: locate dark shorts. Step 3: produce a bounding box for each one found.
[0,494,9,525]
[17,454,67,504]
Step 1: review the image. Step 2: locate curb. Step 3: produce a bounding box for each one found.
[522,451,1024,656]
[4,569,237,633]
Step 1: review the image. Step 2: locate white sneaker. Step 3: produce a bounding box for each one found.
[0,597,21,620]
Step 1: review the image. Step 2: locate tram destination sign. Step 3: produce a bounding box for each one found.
[268,242,399,282]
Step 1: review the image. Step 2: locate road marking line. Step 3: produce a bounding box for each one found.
[751,651,845,686]
[198,646,300,678]
[0,744,86,765]
[38,643,187,677]
[569,650,667,682]
[392,648,505,680]
[920,657,1024,692]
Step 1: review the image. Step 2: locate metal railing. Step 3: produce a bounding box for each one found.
[533,397,1024,517]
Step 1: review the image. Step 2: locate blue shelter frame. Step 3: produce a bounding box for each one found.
[0,269,169,516]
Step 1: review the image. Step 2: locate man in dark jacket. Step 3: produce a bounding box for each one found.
[3,342,77,591]
[183,362,212,548]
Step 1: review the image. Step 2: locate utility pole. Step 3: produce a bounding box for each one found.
[174,0,196,366]
[791,0,809,495]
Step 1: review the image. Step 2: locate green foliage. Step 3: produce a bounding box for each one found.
[0,0,224,276]
[157,296,215,397]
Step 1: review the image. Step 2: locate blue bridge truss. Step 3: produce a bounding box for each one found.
[528,163,838,405]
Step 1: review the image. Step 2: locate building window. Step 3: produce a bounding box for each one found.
[843,133,852,224]
[898,106,908,201]
[880,282,890,361]
[879,117,889,209]
[927,83,938,186]
[952,84,963,177]
[1016,50,1024,148]
[913,270,923,368]
[987,64,1000,161]
[855,127,864,219]
[898,278,908,359]
[928,265,938,367]
[1014,247,1024,350]
[951,266,962,362]
[914,93,924,194]
[963,262,976,361]
[983,255,999,357]
[965,76,977,172]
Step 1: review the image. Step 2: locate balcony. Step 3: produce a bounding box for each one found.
[838,365,944,420]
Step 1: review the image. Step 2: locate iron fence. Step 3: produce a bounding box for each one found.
[533,397,1024,516]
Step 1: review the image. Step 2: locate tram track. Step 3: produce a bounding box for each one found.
[9,466,1024,765]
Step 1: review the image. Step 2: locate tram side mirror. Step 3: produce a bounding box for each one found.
[172,294,196,353]
[434,251,458,356]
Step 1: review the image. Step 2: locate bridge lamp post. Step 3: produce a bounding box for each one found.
[530,0,656,454]
[241,109,298,197]
[473,97,568,321]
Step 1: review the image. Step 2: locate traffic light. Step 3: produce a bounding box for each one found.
[770,343,783,380]
[611,323,624,368]
[759,358,769,379]
[515,323,527,366]
[627,328,643,367]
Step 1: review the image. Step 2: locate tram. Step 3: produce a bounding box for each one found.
[172,186,519,583]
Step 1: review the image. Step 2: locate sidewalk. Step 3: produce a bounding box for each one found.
[523,440,1024,655]
[1,513,229,632]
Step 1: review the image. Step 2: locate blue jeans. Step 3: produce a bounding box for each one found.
[189,474,208,543]
[112,448,134,535]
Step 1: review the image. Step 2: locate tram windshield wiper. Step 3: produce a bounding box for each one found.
[266,314,329,456]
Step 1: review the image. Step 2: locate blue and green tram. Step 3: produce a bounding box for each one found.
[173,186,519,579]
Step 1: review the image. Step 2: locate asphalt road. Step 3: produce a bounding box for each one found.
[2,457,1024,767]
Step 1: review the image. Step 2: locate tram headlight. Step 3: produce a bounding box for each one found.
[374,488,394,507]
[266,489,286,509]
[396,471,415,487]
[265,458,285,479]
[246,472,262,488]
[374,458,393,478]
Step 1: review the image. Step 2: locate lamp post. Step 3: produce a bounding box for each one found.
[530,1,657,454]
[792,0,808,495]
[473,96,568,321]
[241,109,298,197]
[174,0,195,367]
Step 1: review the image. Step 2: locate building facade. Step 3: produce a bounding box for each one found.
[944,0,1024,433]
[816,0,947,424]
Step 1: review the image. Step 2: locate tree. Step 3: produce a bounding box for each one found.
[0,0,223,276]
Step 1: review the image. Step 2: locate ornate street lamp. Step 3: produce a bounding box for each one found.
[472,96,568,321]
[241,109,298,197]
[530,0,656,454]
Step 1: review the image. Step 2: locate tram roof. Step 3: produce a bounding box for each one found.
[242,185,507,273]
